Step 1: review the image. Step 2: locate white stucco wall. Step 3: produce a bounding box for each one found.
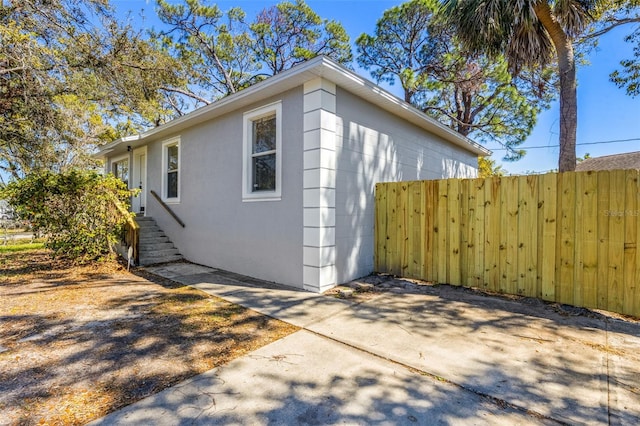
[143,88,305,288]
[334,87,479,283]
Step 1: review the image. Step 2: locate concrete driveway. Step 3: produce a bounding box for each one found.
[93,264,640,425]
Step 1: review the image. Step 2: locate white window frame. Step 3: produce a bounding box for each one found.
[111,153,130,189]
[242,101,282,202]
[162,137,181,203]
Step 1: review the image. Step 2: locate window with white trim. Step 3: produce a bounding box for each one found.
[242,102,282,201]
[162,138,180,202]
[111,155,129,188]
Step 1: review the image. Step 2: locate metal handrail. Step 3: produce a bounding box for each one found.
[149,190,186,228]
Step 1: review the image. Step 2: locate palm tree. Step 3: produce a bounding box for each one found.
[442,0,598,172]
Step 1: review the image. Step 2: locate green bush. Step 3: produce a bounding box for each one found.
[1,170,134,262]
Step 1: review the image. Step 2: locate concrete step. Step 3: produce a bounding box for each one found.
[137,223,161,231]
[135,216,155,222]
[131,217,184,266]
[139,254,184,266]
[139,242,177,252]
[139,247,181,258]
[139,229,165,237]
[139,235,171,244]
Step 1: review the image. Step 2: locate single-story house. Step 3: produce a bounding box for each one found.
[575,151,640,171]
[96,55,490,293]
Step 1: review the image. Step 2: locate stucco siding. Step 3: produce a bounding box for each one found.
[334,87,478,283]
[143,88,304,288]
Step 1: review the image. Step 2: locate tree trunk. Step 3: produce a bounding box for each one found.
[534,3,577,172]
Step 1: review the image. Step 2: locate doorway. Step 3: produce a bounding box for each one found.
[132,147,147,215]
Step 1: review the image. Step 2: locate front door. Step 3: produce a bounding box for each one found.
[132,147,147,215]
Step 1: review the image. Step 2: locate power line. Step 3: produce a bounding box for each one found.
[492,137,640,151]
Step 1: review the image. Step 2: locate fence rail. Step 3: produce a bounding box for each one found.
[375,170,640,317]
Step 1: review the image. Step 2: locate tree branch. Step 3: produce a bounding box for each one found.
[159,86,211,105]
[580,17,640,41]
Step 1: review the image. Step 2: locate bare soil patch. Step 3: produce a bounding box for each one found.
[0,249,298,425]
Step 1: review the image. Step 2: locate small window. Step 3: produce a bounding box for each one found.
[112,156,129,188]
[251,115,277,191]
[242,102,282,201]
[162,138,180,202]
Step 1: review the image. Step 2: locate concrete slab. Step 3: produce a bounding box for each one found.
[144,263,217,280]
[91,331,550,426]
[307,291,616,425]
[125,264,640,425]
[190,281,355,328]
[605,318,640,424]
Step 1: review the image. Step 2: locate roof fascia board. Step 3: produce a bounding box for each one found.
[96,55,490,158]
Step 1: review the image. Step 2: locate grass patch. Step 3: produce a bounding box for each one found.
[0,241,44,253]
[0,248,298,425]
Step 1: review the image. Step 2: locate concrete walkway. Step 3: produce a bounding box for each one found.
[93,263,640,425]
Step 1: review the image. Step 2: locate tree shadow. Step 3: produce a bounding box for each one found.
[93,331,560,425]
[0,269,295,425]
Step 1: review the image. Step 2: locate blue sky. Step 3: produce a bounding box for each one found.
[114,0,640,174]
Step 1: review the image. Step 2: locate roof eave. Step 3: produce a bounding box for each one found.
[95,55,490,158]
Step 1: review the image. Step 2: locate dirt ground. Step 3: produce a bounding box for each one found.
[0,249,298,425]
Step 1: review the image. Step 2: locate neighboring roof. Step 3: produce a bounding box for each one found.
[96,56,490,158]
[575,151,640,171]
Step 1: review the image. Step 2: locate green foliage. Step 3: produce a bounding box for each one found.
[155,0,258,98]
[442,0,640,171]
[478,157,506,178]
[610,29,640,96]
[356,0,553,160]
[1,170,134,262]
[154,0,352,100]
[250,0,352,74]
[0,0,185,179]
[589,1,640,97]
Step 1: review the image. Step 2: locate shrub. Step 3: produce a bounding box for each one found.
[1,170,134,262]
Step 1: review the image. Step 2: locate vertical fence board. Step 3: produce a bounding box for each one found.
[436,181,449,283]
[580,172,599,309]
[597,172,610,309]
[517,176,538,297]
[485,178,501,293]
[386,183,399,275]
[374,170,640,318]
[573,173,585,308]
[608,170,626,314]
[460,179,472,286]
[407,181,423,279]
[539,173,557,300]
[474,178,486,289]
[635,171,640,317]
[419,181,428,280]
[448,179,462,285]
[635,172,640,318]
[557,172,576,305]
[424,180,435,281]
[623,170,638,316]
[502,177,519,294]
[374,183,386,272]
[401,183,410,277]
[538,174,558,301]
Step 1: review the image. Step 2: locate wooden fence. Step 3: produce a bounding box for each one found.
[375,170,640,318]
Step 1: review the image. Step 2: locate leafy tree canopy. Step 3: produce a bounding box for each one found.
[0,0,184,180]
[154,0,352,105]
[356,0,555,160]
[441,0,640,171]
